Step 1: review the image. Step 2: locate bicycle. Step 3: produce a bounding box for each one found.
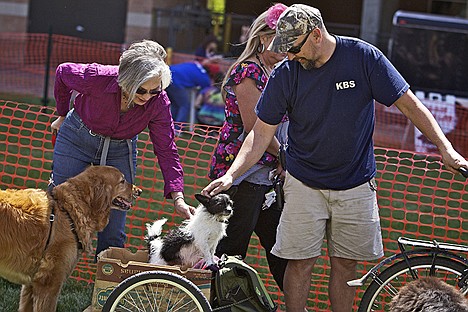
[348,236,468,311]
[347,166,468,311]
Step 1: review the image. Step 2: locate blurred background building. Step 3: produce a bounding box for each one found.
[0,0,466,54]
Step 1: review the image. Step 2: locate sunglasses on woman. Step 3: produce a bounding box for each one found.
[135,82,163,96]
[288,31,312,55]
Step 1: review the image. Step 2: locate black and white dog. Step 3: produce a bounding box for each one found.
[146,191,235,269]
[390,277,468,312]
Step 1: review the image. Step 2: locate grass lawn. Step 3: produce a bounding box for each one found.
[0,279,92,312]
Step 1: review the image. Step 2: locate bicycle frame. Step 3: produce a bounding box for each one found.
[347,237,468,289]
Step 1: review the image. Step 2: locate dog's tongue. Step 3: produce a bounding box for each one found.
[112,197,131,210]
[192,255,221,270]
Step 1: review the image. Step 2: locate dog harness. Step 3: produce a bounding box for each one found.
[45,192,83,252]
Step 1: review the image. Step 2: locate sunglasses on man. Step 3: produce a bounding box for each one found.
[288,31,312,54]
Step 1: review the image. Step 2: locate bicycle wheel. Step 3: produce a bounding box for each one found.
[358,256,467,312]
[102,270,212,312]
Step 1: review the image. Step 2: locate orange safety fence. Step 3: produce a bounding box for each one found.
[0,33,122,98]
[0,32,234,100]
[374,101,468,157]
[0,32,467,156]
[1,100,467,310]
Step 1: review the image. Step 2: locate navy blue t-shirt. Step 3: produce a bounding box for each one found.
[257,36,409,190]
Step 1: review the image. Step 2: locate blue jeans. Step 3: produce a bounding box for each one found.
[215,181,288,290]
[50,110,137,259]
[166,84,191,123]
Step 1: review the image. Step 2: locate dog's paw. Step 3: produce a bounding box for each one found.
[205,263,220,272]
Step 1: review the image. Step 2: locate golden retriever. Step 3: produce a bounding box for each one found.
[0,165,141,312]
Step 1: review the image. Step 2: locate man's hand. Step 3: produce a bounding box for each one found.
[439,147,468,177]
[201,174,234,197]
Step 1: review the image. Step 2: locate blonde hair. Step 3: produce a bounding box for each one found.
[118,40,171,103]
[222,11,275,96]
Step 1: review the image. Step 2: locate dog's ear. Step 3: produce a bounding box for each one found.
[91,183,114,214]
[222,186,237,199]
[195,193,211,206]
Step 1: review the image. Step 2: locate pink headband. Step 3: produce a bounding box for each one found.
[265,3,288,30]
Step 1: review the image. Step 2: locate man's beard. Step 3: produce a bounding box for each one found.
[299,58,318,70]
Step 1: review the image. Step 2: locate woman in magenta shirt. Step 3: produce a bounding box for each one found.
[50,40,195,258]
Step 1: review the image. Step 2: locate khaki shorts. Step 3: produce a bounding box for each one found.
[271,173,384,261]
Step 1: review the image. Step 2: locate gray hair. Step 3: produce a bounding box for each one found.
[118,40,171,102]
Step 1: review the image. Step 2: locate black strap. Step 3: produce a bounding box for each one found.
[44,205,55,250]
[46,190,83,251]
[62,208,83,250]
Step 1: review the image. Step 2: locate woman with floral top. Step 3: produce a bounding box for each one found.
[209,3,289,290]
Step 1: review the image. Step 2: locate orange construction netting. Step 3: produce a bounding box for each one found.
[0,32,234,101]
[1,100,468,310]
[0,32,467,156]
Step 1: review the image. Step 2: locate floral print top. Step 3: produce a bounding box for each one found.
[209,61,277,179]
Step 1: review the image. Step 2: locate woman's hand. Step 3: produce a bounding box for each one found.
[173,197,196,219]
[51,116,66,133]
[275,163,286,180]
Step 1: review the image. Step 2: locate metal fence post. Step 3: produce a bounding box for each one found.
[42,26,53,108]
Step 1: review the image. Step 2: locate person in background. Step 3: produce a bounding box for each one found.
[227,24,251,58]
[194,34,220,61]
[166,60,220,124]
[209,3,289,290]
[195,70,225,127]
[50,40,195,259]
[202,4,468,312]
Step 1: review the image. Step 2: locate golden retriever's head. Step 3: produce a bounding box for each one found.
[51,165,142,253]
[103,168,142,212]
[66,166,141,212]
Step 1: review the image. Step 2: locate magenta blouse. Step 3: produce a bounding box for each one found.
[54,62,184,198]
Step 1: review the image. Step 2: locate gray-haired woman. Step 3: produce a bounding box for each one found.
[50,39,195,259]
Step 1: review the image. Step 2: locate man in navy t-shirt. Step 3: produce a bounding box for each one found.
[202,4,468,311]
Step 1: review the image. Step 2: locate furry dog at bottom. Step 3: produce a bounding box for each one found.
[390,276,468,312]
[0,165,141,312]
[146,191,235,269]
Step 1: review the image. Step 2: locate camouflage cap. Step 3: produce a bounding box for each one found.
[269,4,323,53]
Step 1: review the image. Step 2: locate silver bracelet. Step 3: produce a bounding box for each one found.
[173,195,184,202]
